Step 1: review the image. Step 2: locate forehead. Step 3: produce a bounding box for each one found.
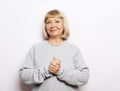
[46,17,63,21]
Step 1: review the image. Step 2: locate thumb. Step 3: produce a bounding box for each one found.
[55,58,61,64]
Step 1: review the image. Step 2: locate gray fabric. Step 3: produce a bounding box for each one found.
[19,40,89,91]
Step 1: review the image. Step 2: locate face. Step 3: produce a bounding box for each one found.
[45,17,64,38]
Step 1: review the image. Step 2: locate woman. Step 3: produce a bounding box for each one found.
[19,9,89,91]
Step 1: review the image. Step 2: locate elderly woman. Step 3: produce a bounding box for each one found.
[19,9,89,91]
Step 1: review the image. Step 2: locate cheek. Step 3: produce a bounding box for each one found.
[45,25,49,31]
[58,23,63,29]
[45,26,49,35]
[60,25,64,31]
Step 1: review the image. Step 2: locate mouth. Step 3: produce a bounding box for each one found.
[49,29,57,33]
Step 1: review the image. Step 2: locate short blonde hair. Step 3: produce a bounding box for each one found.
[42,9,70,40]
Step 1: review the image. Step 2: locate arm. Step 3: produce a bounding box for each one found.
[57,49,89,86]
[19,46,52,85]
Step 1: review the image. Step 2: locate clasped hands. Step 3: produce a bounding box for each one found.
[48,57,61,74]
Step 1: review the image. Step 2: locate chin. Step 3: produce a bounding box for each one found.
[49,34,59,37]
[50,35,58,38]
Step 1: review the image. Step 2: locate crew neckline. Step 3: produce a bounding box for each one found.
[45,40,66,47]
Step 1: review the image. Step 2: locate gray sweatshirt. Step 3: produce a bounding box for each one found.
[19,41,89,91]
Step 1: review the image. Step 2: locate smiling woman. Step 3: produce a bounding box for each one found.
[43,9,70,41]
[45,17,64,39]
[19,9,89,91]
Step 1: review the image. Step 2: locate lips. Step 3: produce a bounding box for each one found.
[49,29,57,32]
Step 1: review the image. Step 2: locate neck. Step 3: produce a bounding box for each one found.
[48,37,63,46]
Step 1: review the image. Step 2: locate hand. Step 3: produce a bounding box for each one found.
[48,57,61,74]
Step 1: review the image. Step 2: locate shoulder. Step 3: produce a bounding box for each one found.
[65,41,79,49]
[29,41,47,49]
[64,41,82,58]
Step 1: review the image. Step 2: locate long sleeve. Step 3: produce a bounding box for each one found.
[57,48,89,86]
[19,46,52,85]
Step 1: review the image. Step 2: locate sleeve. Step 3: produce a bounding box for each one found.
[56,48,90,86]
[19,45,52,85]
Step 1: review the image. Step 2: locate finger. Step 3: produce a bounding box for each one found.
[51,61,59,66]
[49,69,58,74]
[49,69,55,73]
[49,68,57,73]
[49,64,59,70]
[52,60,60,65]
[51,59,57,65]
[54,58,61,64]
[49,65,56,69]
[52,62,56,66]
[49,66,59,73]
[51,63,60,69]
[49,67,55,71]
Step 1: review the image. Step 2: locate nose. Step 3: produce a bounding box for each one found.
[51,22,56,28]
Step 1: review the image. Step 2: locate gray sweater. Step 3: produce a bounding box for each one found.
[19,41,89,91]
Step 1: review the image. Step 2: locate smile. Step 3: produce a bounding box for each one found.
[49,29,57,32]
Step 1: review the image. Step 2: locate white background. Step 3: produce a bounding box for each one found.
[0,0,120,91]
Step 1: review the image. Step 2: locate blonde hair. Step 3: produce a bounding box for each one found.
[42,9,70,40]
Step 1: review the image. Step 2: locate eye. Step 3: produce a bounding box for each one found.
[55,20,60,23]
[46,21,51,24]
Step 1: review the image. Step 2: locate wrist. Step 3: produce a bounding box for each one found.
[56,67,64,75]
[45,67,53,77]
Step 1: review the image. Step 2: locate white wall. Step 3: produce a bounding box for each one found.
[0,0,120,91]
